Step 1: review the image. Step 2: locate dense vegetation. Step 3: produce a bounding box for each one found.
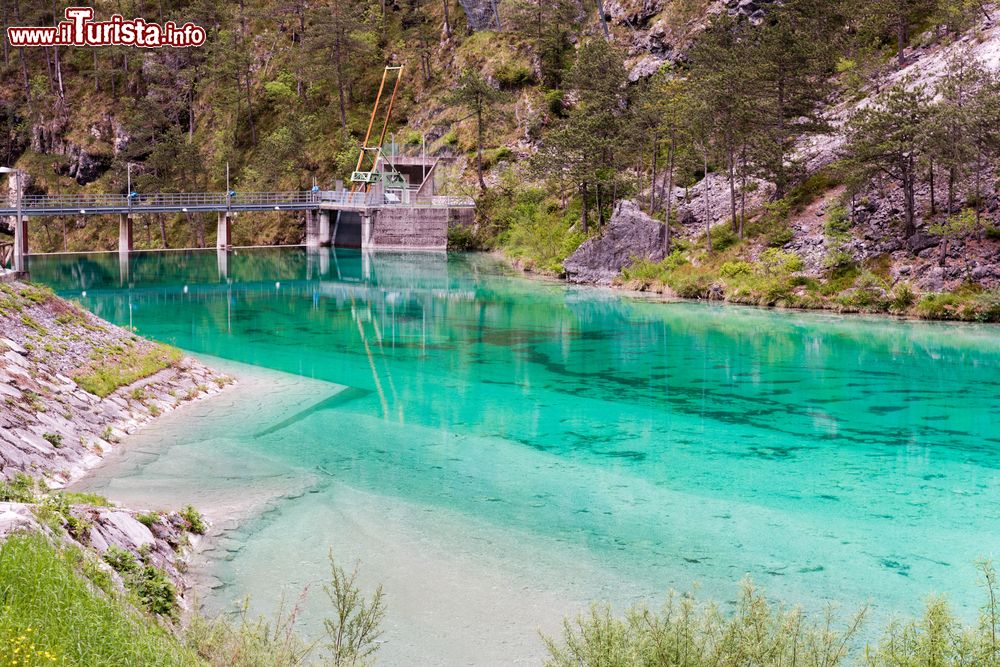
[0,527,387,666]
[2,0,998,266]
[3,528,998,666]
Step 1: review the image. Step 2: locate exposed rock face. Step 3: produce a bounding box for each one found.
[564,200,666,285]
[0,282,233,486]
[722,0,777,22]
[458,0,498,30]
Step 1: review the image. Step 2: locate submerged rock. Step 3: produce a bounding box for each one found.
[564,200,666,285]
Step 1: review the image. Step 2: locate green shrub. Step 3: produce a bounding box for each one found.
[136,512,161,528]
[824,248,856,270]
[494,61,535,88]
[985,225,1000,241]
[43,432,63,448]
[447,224,480,250]
[708,224,738,252]
[889,282,917,312]
[824,205,852,238]
[497,189,586,274]
[546,561,1000,667]
[0,472,36,503]
[757,248,804,275]
[915,292,964,319]
[180,505,208,535]
[544,579,865,667]
[103,546,177,617]
[836,271,889,312]
[545,89,565,116]
[719,260,754,278]
[669,272,714,299]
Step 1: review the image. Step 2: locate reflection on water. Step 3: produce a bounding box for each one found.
[27,247,1000,657]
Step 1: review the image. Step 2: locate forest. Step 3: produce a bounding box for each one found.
[1,0,999,318]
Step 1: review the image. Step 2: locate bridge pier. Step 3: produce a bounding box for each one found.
[306,210,334,248]
[217,212,232,249]
[12,212,27,274]
[118,214,133,253]
[360,212,373,250]
[319,211,332,247]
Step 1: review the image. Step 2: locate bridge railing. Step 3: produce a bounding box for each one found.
[8,189,472,212]
[17,191,324,211]
[317,190,372,207]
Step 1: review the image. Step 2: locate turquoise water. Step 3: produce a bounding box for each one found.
[27,248,1000,663]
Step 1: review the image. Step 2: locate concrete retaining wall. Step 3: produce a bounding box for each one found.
[369,207,471,250]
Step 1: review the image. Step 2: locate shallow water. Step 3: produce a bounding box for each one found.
[28,248,1000,664]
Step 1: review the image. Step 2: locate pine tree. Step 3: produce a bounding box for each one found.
[448,69,503,193]
[844,79,932,240]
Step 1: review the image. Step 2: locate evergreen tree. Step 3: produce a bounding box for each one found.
[448,69,503,193]
[844,79,932,240]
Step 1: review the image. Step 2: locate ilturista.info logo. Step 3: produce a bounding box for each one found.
[7,6,206,48]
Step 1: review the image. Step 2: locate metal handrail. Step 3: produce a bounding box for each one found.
[3,189,471,214]
[18,190,323,209]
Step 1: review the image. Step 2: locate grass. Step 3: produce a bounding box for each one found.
[73,343,183,398]
[0,533,200,666]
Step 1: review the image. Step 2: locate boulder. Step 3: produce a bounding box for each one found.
[564,200,665,285]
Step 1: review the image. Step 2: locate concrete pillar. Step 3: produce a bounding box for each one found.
[118,214,133,253]
[335,179,344,192]
[318,210,332,247]
[361,211,373,250]
[12,213,27,274]
[217,212,232,249]
[305,209,320,248]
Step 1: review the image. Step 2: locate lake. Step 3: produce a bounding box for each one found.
[27,247,1000,665]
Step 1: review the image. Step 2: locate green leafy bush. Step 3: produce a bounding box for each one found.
[0,473,36,503]
[494,61,535,88]
[719,260,754,278]
[103,546,177,617]
[180,505,208,535]
[546,561,1000,667]
[757,248,804,275]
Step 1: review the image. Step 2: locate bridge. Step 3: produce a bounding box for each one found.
[0,181,474,275]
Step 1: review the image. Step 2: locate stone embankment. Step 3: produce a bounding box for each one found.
[0,280,232,485]
[0,280,232,600]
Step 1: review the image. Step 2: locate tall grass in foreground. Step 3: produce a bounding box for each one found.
[0,533,198,666]
[544,562,1000,666]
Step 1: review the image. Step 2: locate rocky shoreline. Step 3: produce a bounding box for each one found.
[0,279,235,609]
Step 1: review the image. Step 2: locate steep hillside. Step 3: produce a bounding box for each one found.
[1,0,999,322]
